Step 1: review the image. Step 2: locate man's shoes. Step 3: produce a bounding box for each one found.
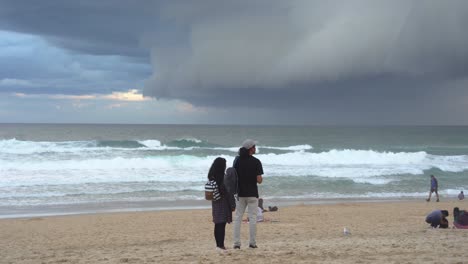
[249,244,258,249]
[426,199,430,202]
[436,199,440,202]
[233,245,240,249]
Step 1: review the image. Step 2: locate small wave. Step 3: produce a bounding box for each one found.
[210,144,312,153]
[261,144,313,151]
[258,149,429,166]
[166,138,216,148]
[0,138,158,154]
[96,140,146,148]
[138,140,162,148]
[0,138,94,154]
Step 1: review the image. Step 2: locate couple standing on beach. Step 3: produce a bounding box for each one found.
[207,139,264,252]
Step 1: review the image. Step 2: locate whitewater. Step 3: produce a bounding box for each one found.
[1,124,467,217]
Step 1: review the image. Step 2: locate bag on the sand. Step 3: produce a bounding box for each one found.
[205,180,220,201]
[268,206,278,212]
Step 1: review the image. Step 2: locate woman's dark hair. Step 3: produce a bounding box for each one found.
[441,210,449,217]
[208,157,227,195]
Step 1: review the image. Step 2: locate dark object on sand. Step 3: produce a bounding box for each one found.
[268,206,278,212]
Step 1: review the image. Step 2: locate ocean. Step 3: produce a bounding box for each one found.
[1,124,467,218]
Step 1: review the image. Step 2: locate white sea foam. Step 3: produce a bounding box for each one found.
[257,150,468,175]
[139,140,162,148]
[177,137,202,143]
[212,147,240,152]
[0,155,235,187]
[0,139,315,154]
[211,145,313,152]
[0,138,196,154]
[2,124,468,216]
[2,149,468,188]
[2,137,468,207]
[0,138,94,154]
[258,149,428,166]
[446,188,468,195]
[261,144,313,151]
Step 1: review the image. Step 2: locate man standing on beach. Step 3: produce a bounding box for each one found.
[426,175,439,202]
[233,139,263,249]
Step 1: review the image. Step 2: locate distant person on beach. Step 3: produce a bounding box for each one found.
[425,210,449,228]
[426,175,439,202]
[233,139,263,249]
[258,198,266,212]
[458,191,465,200]
[258,197,279,212]
[246,198,266,222]
[244,198,277,223]
[207,157,236,252]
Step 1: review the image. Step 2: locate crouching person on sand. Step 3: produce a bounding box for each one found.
[425,210,449,228]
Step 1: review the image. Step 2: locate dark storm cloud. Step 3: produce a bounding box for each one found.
[0,30,151,95]
[1,0,468,124]
[143,1,468,105]
[142,0,468,124]
[0,0,155,58]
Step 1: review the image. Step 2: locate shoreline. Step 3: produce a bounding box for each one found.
[0,196,450,220]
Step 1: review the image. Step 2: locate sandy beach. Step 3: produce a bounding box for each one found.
[1,199,467,264]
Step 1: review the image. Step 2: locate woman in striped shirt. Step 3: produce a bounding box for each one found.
[207,157,235,252]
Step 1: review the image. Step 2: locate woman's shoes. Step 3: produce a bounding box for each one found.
[216,246,228,253]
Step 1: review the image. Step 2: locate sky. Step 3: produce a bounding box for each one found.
[1,0,468,125]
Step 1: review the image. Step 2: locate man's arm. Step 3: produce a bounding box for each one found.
[256,159,264,184]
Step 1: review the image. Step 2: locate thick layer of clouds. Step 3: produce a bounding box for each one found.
[1,0,468,124]
[144,1,468,109]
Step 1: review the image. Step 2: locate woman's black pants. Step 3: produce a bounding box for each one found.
[214,222,226,248]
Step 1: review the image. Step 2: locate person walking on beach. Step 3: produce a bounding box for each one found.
[458,191,465,200]
[233,139,264,249]
[426,175,439,202]
[207,157,236,252]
